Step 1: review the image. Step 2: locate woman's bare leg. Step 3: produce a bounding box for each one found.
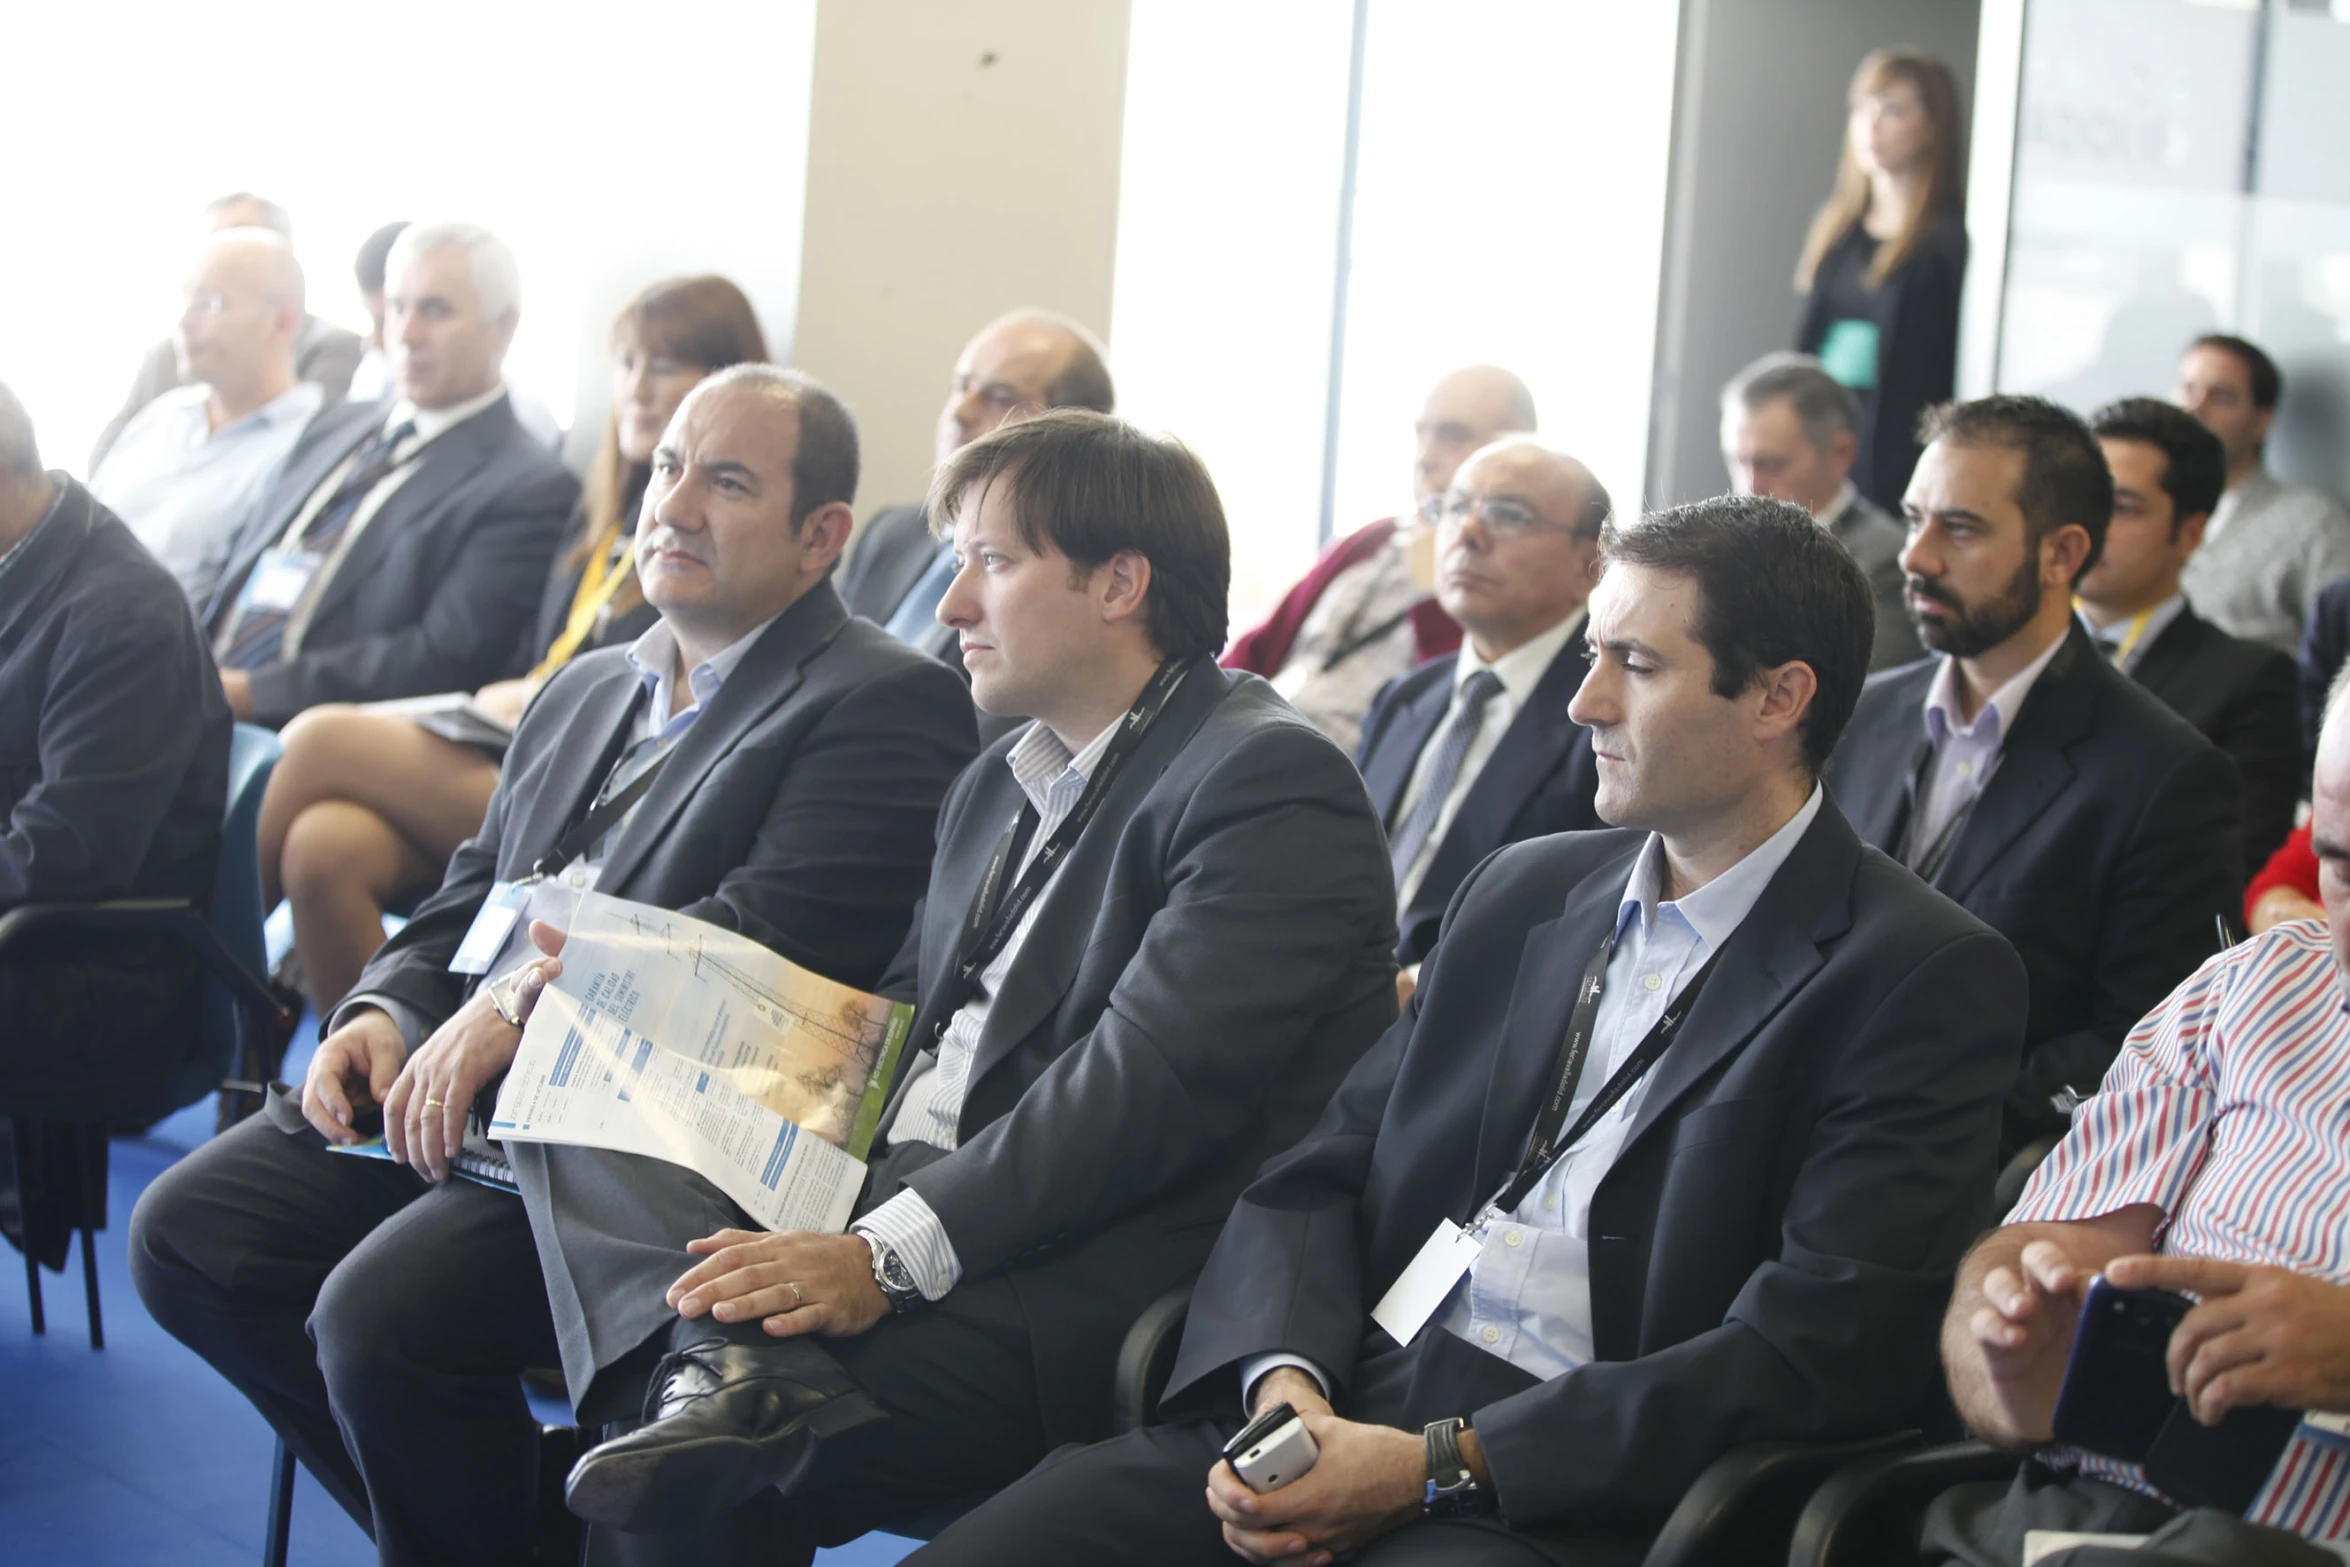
[260,707,501,906]
[280,801,443,1016]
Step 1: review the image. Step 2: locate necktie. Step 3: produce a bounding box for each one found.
[219,419,416,669]
[1387,669,1506,887]
[884,544,959,645]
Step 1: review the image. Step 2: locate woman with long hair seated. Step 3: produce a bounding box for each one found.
[258,275,768,1016]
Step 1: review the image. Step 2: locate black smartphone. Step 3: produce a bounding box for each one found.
[2144,1398,2301,1514]
[2051,1279,2191,1464]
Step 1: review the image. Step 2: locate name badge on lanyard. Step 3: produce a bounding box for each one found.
[449,882,532,975]
[240,547,325,613]
[1371,1220,1486,1346]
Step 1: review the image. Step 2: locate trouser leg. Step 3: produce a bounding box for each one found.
[310,1174,562,1567]
[127,1103,425,1530]
[1920,1461,2181,1566]
[906,1421,1236,1567]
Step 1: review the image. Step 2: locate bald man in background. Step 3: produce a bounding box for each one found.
[837,309,1117,666]
[91,229,327,605]
[1225,365,1536,752]
[90,192,362,469]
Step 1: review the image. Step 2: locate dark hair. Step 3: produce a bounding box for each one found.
[1599,494,1874,777]
[2087,396,2227,535]
[354,221,411,294]
[2189,333,2283,411]
[0,381,39,480]
[1723,352,1861,453]
[927,409,1229,660]
[206,191,291,238]
[699,364,860,528]
[1916,395,2114,579]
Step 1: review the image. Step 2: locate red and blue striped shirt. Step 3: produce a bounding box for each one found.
[2012,918,2350,1538]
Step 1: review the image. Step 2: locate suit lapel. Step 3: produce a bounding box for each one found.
[208,407,376,627]
[1362,664,1456,827]
[1832,663,1935,854]
[302,402,512,628]
[2122,606,2201,708]
[1930,627,2095,904]
[874,525,945,623]
[1421,634,1587,887]
[595,587,846,893]
[522,667,646,868]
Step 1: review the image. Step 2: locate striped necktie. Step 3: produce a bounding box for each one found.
[218,419,416,669]
[1387,668,1506,887]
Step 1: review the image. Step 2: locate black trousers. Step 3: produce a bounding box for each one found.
[128,1100,1050,1567]
[1920,1461,2337,1565]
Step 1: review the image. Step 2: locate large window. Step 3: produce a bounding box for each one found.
[1113,0,1681,628]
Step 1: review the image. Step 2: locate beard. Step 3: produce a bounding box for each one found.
[1907,552,2045,658]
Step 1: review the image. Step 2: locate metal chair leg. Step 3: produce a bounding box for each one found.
[12,1118,41,1336]
[76,1123,103,1349]
[263,1436,295,1567]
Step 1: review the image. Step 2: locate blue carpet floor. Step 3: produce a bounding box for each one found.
[0,1011,916,1566]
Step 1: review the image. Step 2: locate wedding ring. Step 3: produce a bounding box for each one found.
[424,1097,445,1110]
[788,1280,806,1306]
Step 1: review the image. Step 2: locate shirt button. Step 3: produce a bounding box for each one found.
[1543,1194,1557,1211]
[1481,1325,1501,1344]
[1643,973,1663,991]
[570,871,586,887]
[1955,761,1973,777]
[1504,1229,1523,1248]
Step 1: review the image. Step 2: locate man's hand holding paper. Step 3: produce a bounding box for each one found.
[386,925,564,1182]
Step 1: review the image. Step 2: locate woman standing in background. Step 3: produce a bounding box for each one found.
[1795,47,1968,511]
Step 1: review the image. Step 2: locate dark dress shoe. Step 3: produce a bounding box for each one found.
[563,1337,886,1534]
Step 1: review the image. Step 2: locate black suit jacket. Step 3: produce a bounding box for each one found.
[1797,213,1966,511]
[1165,803,2024,1532]
[1354,632,1599,965]
[1824,625,2242,1141]
[2298,574,2350,758]
[2128,603,2300,876]
[874,662,1400,1442]
[349,584,979,1395]
[838,503,945,643]
[203,394,579,726]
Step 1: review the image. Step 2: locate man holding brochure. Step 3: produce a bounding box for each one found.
[553,409,1401,1563]
[129,365,978,1566]
[900,496,2028,1566]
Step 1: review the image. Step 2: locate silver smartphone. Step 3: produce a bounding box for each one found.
[1222,1401,1321,1493]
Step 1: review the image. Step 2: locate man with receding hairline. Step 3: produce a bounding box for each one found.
[1226,365,1537,753]
[92,229,326,604]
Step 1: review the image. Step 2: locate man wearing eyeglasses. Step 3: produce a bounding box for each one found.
[1355,439,1607,972]
[1225,366,1537,754]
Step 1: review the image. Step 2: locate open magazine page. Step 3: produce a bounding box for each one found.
[490,891,914,1235]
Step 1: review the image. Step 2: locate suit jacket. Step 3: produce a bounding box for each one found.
[1823,624,2242,1142]
[2128,602,2300,876]
[347,584,979,1397]
[88,314,364,471]
[1797,213,1967,511]
[202,394,578,726]
[1222,517,1460,677]
[874,661,1401,1442]
[0,478,231,1105]
[1830,490,1925,671]
[1165,803,2024,1533]
[2298,573,2350,757]
[839,503,947,647]
[1355,631,1600,965]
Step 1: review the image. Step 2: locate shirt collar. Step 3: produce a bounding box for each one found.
[1921,627,2068,747]
[0,475,68,574]
[387,382,508,445]
[192,379,324,441]
[625,610,779,734]
[2081,592,2186,649]
[1815,480,1861,531]
[1003,667,1187,813]
[1454,611,1585,704]
[1615,784,1826,950]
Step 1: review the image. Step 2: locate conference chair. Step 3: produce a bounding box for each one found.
[1790,1439,2021,1566]
[5,723,289,1348]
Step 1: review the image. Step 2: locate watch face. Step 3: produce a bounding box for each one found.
[878,1248,917,1293]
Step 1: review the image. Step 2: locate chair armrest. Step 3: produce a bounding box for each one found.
[1111,1285,1193,1434]
[1995,1135,2064,1217]
[1789,1439,2023,1567]
[1640,1431,1924,1567]
[0,898,286,1027]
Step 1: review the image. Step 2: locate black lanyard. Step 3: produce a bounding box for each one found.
[1480,932,1725,1220]
[947,658,1189,996]
[527,686,668,881]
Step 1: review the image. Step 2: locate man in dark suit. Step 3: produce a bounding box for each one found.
[202,220,577,728]
[129,366,981,1567]
[1356,438,1605,969]
[0,381,230,1264]
[1825,396,2241,1157]
[1723,351,1923,671]
[836,308,1116,666]
[903,495,2026,1567]
[558,410,1399,1565]
[2077,397,2300,876]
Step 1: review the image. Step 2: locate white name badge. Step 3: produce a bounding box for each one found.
[2304,1410,2350,1452]
[241,548,325,613]
[1371,1220,1484,1347]
[449,882,530,975]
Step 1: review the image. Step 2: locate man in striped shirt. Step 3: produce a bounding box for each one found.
[1929,670,2350,1560]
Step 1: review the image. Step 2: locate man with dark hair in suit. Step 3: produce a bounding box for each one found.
[1356,438,1606,973]
[902,494,2027,1567]
[129,365,981,1567]
[1826,395,2241,1158]
[2079,396,2299,876]
[836,308,1116,668]
[558,408,1400,1566]
[201,220,578,728]
[0,378,230,1268]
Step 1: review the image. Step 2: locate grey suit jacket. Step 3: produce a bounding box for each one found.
[1828,489,1924,671]
[838,502,944,641]
[202,394,579,726]
[88,315,363,470]
[346,585,979,1398]
[871,661,1400,1442]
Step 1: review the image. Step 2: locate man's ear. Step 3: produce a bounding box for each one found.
[1097,548,1155,628]
[1828,428,1858,477]
[2044,521,2094,587]
[1752,659,1819,750]
[797,500,857,575]
[2176,509,2210,557]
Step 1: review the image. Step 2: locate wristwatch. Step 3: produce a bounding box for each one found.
[860,1231,926,1313]
[485,967,531,1030]
[1423,1416,1491,1518]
